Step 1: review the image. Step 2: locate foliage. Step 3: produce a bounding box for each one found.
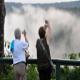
[27,64,38,80]
[0,64,39,80]
[1,52,80,80]
[0,64,56,80]
[0,64,13,80]
[68,53,77,59]
[0,64,80,80]
[61,66,80,80]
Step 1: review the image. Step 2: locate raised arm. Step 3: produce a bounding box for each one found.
[44,20,50,30]
[22,30,28,42]
[44,20,52,40]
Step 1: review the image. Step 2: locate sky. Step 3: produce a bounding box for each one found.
[5,0,79,3]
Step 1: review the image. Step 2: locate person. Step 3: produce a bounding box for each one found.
[10,28,29,80]
[36,20,52,80]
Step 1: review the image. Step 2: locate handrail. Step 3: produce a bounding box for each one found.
[0,57,80,80]
[1,57,80,65]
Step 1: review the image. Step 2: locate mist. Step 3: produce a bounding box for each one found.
[4,3,80,59]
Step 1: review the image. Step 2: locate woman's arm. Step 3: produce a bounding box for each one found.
[44,20,52,40]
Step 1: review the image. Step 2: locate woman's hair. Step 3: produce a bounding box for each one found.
[38,26,46,38]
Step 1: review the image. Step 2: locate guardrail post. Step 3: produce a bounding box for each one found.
[56,63,60,80]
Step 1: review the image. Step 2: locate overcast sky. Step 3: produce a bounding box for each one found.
[5,0,79,3]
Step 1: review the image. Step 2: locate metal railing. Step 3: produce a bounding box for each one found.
[0,57,80,80]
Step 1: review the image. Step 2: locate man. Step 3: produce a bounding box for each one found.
[11,28,29,80]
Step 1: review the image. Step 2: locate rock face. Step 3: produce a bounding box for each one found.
[0,0,6,57]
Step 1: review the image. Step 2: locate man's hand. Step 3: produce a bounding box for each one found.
[22,30,26,37]
[22,30,28,42]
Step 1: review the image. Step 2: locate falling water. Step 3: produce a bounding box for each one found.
[4,3,80,59]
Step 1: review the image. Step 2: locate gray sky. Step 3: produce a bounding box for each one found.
[5,0,79,3]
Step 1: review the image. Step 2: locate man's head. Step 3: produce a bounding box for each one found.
[14,28,21,39]
[38,26,46,39]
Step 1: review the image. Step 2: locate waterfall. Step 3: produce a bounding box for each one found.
[4,3,80,59]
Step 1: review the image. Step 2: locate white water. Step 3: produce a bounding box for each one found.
[4,4,80,59]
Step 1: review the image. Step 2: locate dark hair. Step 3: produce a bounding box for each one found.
[38,26,46,38]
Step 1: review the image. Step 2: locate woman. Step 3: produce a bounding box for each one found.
[36,20,52,80]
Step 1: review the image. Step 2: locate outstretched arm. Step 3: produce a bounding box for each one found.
[44,20,50,30]
[44,20,52,40]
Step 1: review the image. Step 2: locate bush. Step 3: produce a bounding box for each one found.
[27,64,38,80]
[0,64,13,80]
[0,64,38,80]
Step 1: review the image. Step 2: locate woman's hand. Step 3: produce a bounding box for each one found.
[44,20,50,30]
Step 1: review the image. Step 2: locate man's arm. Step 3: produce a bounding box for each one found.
[22,30,28,42]
[22,30,29,49]
[22,30,30,57]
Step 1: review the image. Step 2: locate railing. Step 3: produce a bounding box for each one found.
[0,57,80,80]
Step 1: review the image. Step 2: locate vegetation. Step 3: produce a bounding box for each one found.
[0,52,80,80]
[0,64,38,80]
